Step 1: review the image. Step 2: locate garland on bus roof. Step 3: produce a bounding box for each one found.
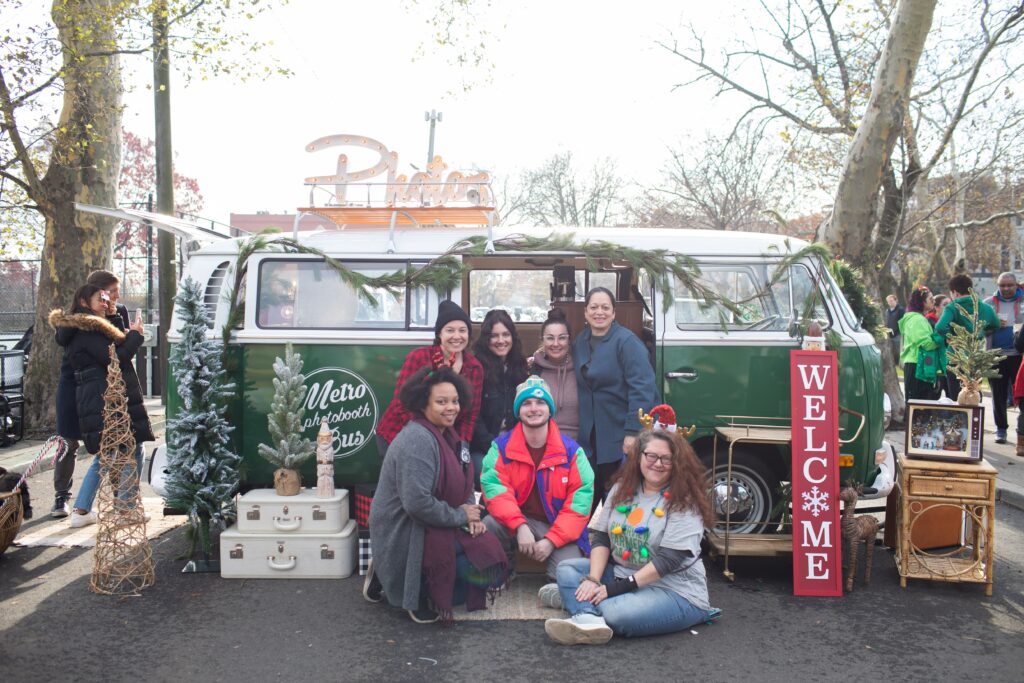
[221,229,869,348]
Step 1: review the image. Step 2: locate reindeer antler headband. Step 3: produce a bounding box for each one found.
[638,404,696,439]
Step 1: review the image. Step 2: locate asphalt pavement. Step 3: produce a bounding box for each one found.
[3,396,1024,681]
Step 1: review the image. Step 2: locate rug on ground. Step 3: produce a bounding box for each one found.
[453,573,566,621]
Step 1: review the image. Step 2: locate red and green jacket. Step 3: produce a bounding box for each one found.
[481,421,594,554]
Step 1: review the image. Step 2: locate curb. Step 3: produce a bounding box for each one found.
[997,485,1024,512]
[1,423,165,476]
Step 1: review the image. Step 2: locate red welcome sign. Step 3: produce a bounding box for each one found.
[790,350,842,596]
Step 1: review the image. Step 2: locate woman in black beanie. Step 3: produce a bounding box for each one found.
[375,300,484,457]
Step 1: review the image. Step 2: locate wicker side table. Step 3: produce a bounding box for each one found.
[894,452,996,596]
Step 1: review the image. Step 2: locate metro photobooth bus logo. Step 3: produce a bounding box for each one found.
[302,367,379,458]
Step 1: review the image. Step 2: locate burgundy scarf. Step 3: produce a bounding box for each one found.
[415,417,508,622]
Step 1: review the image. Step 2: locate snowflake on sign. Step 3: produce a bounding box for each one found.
[801,486,830,517]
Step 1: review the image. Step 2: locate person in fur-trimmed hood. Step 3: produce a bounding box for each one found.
[49,284,154,528]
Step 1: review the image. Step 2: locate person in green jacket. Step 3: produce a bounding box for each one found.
[934,273,1002,400]
[899,287,941,401]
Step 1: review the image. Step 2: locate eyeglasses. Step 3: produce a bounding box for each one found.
[642,451,673,467]
[543,334,570,343]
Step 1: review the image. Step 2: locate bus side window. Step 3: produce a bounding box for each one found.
[257,259,407,329]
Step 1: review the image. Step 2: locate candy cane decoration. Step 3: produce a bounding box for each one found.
[13,436,67,491]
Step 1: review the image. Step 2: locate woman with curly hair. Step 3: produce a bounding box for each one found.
[544,426,716,645]
[367,365,508,624]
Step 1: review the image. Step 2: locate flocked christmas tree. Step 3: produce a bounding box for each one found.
[164,278,241,559]
[258,343,315,495]
[945,289,1005,406]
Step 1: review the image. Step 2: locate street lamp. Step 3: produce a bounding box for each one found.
[424,110,442,167]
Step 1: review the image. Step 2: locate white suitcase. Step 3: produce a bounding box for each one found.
[220,520,357,579]
[236,488,349,535]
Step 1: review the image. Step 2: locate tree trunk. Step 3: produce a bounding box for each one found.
[823,0,937,258]
[23,0,123,431]
[820,0,936,427]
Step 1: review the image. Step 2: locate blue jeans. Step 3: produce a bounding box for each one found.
[74,445,144,512]
[555,557,710,638]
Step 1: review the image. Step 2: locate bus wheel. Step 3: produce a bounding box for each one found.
[706,451,780,535]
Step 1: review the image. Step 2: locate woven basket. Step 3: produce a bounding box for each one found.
[0,488,24,555]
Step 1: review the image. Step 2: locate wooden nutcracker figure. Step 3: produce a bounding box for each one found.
[316,418,335,498]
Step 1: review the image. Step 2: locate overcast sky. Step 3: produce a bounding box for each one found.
[119,1,749,225]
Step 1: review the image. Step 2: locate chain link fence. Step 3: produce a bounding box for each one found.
[0,254,161,338]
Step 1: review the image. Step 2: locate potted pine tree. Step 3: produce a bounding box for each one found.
[258,343,315,495]
[944,290,1005,406]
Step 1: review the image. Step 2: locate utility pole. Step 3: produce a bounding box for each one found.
[154,1,175,404]
[425,110,442,166]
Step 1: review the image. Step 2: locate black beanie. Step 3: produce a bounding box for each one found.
[435,300,472,337]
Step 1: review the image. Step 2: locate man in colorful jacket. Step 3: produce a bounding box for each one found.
[481,377,594,582]
[988,272,1024,443]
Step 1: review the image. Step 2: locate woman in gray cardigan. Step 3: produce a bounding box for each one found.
[366,366,507,623]
[574,287,658,507]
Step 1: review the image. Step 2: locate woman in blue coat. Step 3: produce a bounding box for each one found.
[574,287,658,508]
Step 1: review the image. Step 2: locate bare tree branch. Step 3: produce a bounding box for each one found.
[816,0,852,116]
[660,38,850,136]
[943,209,1023,232]
[0,66,43,198]
[921,1,1024,176]
[0,169,33,195]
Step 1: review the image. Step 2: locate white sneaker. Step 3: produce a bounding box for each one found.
[544,613,613,645]
[537,582,563,610]
[68,511,98,528]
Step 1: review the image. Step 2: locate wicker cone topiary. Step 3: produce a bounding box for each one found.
[90,346,155,596]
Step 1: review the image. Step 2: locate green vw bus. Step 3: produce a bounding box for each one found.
[151,225,894,533]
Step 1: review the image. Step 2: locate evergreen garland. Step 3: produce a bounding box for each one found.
[828,258,886,342]
[257,342,316,470]
[945,289,1005,386]
[221,229,865,344]
[164,277,241,557]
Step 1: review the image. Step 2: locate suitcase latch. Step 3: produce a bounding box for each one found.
[247,505,260,521]
[229,544,244,559]
[320,544,334,560]
[313,505,326,521]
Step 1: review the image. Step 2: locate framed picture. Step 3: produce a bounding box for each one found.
[905,399,984,463]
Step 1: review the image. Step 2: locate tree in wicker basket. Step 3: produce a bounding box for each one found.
[945,290,1005,406]
[258,343,315,495]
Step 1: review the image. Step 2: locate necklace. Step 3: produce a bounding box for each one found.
[610,488,670,563]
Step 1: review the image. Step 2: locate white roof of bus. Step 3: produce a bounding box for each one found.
[193,226,809,259]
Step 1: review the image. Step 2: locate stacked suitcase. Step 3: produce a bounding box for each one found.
[220,488,357,579]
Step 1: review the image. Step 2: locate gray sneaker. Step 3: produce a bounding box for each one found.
[545,613,613,645]
[537,582,563,610]
[50,497,70,518]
